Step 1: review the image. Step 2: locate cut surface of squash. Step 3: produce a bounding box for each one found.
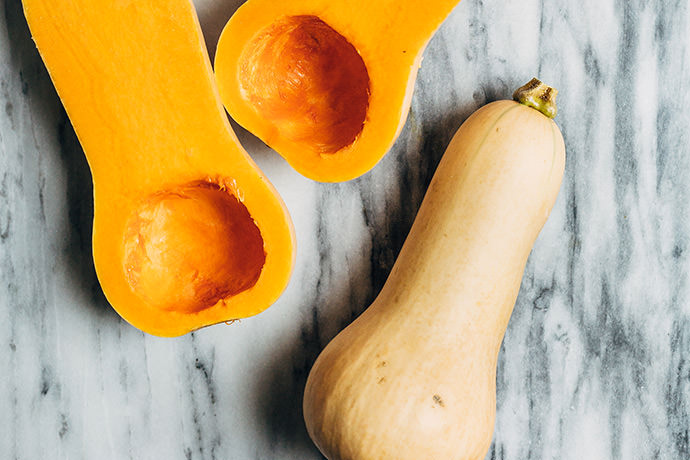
[215,0,462,182]
[239,15,370,154]
[23,0,295,336]
[123,181,266,314]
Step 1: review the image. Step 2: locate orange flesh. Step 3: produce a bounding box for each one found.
[238,15,370,154]
[122,182,266,314]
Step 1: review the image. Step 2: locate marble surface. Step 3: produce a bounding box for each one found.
[1,0,690,458]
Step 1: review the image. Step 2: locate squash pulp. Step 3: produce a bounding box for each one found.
[214,0,462,182]
[22,0,296,336]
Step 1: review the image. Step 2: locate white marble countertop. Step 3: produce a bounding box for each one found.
[2,0,689,458]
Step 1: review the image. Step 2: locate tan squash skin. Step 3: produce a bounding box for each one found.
[303,93,565,459]
[214,0,462,182]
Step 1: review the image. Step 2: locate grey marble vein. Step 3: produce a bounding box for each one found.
[2,0,690,458]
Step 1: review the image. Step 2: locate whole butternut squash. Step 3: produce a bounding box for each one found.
[303,79,566,459]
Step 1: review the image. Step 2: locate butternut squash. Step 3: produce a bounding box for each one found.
[213,0,462,182]
[22,0,295,336]
[303,79,566,459]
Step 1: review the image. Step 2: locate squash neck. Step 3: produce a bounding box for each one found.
[344,0,461,48]
[375,243,530,337]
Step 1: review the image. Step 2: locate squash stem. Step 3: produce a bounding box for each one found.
[513,78,558,119]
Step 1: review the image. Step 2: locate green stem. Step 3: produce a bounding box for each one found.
[513,78,558,119]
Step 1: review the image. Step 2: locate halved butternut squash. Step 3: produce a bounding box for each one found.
[23,0,296,336]
[214,0,462,182]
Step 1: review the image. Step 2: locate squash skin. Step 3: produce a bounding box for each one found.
[303,100,566,459]
[22,0,296,336]
[214,0,462,182]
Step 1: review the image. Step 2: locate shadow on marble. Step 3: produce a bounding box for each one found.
[196,0,246,61]
[196,0,283,168]
[251,329,326,458]
[6,0,114,319]
[58,114,114,316]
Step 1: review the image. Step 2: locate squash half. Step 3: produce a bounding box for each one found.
[23,0,296,336]
[214,0,462,182]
